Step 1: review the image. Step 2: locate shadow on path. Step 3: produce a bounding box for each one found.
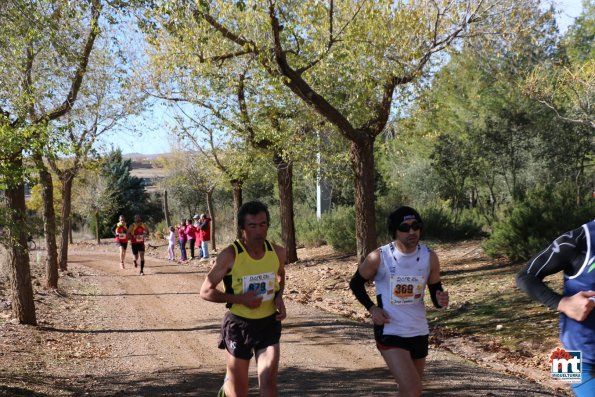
[0,361,563,397]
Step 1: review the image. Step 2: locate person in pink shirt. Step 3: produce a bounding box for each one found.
[177,220,188,262]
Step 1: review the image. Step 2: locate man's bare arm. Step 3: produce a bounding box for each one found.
[200,245,262,308]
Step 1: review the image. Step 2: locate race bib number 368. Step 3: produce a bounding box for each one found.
[243,272,275,302]
[390,275,425,305]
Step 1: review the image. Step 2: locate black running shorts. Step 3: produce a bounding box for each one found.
[117,242,128,249]
[375,334,429,359]
[218,311,281,360]
[131,243,145,255]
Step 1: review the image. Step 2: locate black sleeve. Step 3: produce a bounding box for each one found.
[516,226,587,310]
[112,224,117,235]
[428,281,444,308]
[349,270,375,310]
[200,220,209,230]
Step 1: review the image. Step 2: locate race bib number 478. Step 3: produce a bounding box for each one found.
[243,272,276,302]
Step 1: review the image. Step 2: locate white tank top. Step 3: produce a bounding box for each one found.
[374,242,431,337]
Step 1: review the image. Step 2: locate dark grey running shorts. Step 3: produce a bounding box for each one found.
[218,311,281,360]
[375,334,429,359]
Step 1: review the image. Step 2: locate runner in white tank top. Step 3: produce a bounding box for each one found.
[350,206,449,397]
[375,242,432,337]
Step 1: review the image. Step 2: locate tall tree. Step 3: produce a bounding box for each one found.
[149,0,524,262]
[99,150,147,238]
[388,2,562,219]
[524,1,594,129]
[0,0,102,323]
[72,166,117,245]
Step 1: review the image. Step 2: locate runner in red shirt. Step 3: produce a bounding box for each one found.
[128,214,149,276]
[112,215,128,269]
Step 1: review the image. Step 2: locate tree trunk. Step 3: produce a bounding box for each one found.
[206,189,216,251]
[5,158,37,325]
[58,174,74,271]
[231,180,243,239]
[274,154,297,264]
[163,189,171,227]
[350,138,377,264]
[69,219,73,244]
[95,211,100,245]
[38,165,59,289]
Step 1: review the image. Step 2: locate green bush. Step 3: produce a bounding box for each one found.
[484,185,595,261]
[294,205,326,247]
[320,206,356,254]
[153,220,170,240]
[414,204,484,241]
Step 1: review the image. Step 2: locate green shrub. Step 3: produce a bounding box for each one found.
[484,185,595,261]
[153,220,170,240]
[294,205,326,247]
[415,204,484,241]
[320,206,356,254]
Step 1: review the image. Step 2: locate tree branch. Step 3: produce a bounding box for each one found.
[37,0,102,123]
[266,2,357,139]
[295,0,363,75]
[191,5,257,50]
[237,72,256,142]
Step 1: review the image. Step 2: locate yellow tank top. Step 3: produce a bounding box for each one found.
[224,239,280,319]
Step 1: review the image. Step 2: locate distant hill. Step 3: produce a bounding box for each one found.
[123,153,168,161]
[124,154,170,192]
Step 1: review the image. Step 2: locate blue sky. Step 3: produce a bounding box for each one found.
[102,0,586,156]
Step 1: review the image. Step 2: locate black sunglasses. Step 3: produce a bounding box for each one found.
[397,221,422,233]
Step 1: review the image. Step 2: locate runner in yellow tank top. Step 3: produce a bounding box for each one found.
[226,238,281,319]
[200,201,286,397]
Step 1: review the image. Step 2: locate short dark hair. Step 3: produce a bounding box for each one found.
[387,206,422,239]
[237,201,270,230]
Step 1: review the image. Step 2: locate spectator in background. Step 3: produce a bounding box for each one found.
[167,226,176,261]
[198,213,211,261]
[193,214,203,259]
[186,218,197,260]
[177,220,188,262]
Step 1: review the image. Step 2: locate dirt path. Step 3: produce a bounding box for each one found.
[1,245,569,396]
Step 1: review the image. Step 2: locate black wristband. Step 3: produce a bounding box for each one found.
[349,270,375,310]
[428,281,443,308]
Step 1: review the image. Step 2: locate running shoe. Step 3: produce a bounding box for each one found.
[139,271,144,276]
[120,262,125,269]
[217,376,228,397]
